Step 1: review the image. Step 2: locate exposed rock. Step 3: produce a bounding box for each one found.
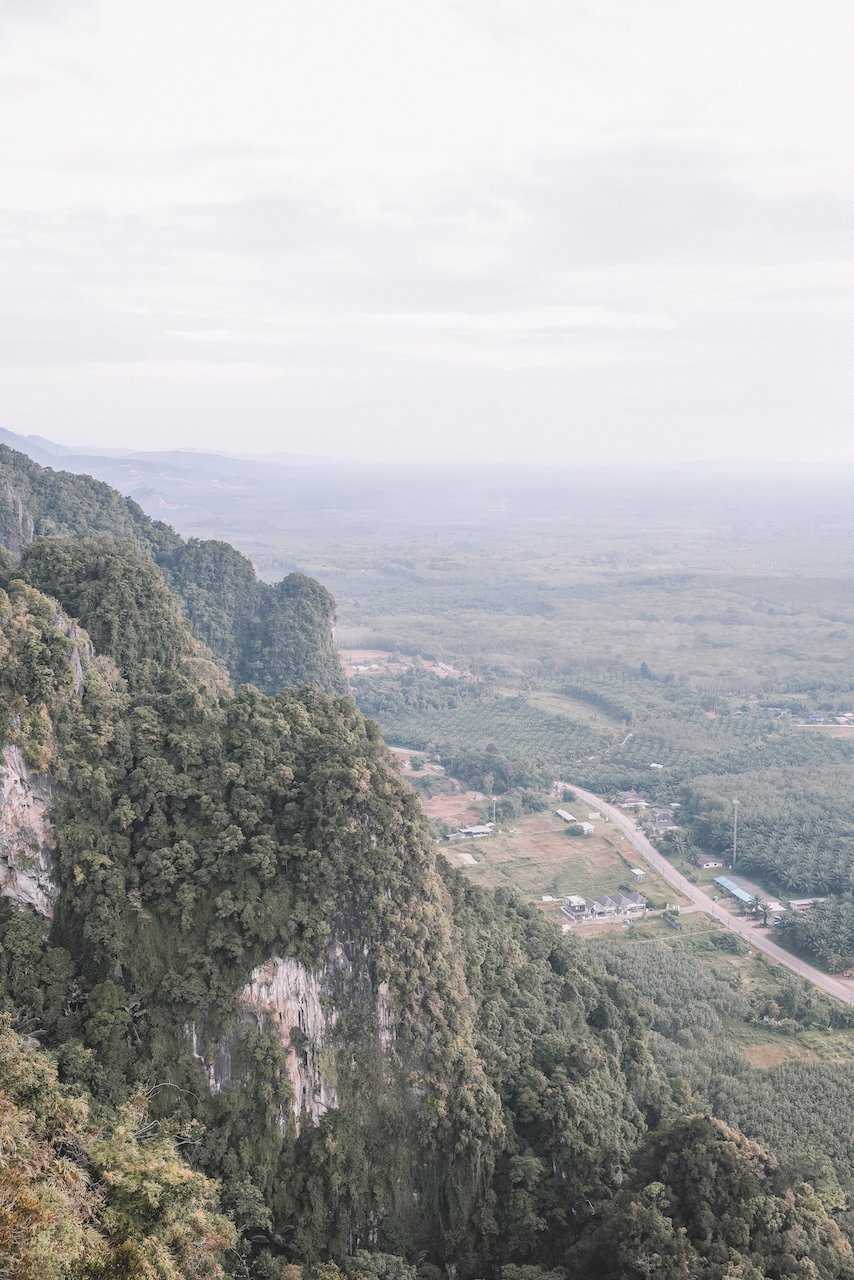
[190,951,397,1134]
[243,956,339,1125]
[0,479,34,556]
[0,744,58,917]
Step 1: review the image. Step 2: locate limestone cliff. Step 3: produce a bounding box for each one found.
[191,950,395,1134]
[0,609,93,917]
[0,743,58,917]
[0,476,35,556]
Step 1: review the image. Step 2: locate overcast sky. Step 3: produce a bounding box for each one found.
[0,0,850,464]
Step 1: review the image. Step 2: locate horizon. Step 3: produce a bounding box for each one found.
[2,425,853,479]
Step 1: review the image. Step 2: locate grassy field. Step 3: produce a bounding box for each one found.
[441,810,679,925]
[510,687,622,732]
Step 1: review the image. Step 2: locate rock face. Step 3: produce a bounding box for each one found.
[0,479,35,556]
[243,956,340,1125]
[0,744,58,917]
[191,951,395,1134]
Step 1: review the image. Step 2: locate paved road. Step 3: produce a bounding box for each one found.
[569,784,854,1007]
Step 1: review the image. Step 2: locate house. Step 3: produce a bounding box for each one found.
[630,867,646,882]
[562,895,591,917]
[454,824,494,839]
[563,891,648,921]
[591,892,648,917]
[579,821,595,835]
[616,791,649,810]
[787,897,828,913]
[608,891,647,914]
[696,854,724,869]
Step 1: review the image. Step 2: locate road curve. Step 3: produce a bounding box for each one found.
[569,784,854,1008]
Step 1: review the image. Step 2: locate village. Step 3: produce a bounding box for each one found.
[431,775,833,939]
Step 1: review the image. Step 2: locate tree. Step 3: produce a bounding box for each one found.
[573,1115,854,1280]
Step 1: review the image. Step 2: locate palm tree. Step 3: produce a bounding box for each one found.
[756,899,773,926]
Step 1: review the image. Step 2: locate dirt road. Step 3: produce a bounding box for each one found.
[569,784,854,1007]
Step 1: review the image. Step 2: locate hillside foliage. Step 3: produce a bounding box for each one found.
[1,451,853,1278]
[0,444,345,695]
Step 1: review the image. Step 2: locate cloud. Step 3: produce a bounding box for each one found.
[0,0,849,463]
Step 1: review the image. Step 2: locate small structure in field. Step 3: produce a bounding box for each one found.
[450,823,494,840]
[696,854,724,869]
[630,867,646,883]
[555,809,577,822]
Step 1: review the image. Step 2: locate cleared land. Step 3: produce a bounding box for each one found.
[423,790,486,826]
[439,810,679,926]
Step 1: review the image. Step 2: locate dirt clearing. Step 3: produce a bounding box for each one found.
[422,790,485,825]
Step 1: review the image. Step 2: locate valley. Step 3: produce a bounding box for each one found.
[2,434,854,1279]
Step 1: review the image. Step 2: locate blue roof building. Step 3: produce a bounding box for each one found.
[714,876,756,907]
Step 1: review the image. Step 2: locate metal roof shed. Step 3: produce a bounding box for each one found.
[714,875,755,906]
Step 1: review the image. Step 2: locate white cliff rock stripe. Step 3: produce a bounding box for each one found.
[0,744,58,917]
[242,956,339,1127]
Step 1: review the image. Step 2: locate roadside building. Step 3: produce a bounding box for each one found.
[714,876,756,909]
[616,791,649,809]
[630,867,646,883]
[695,854,724,869]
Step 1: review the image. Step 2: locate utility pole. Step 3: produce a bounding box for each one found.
[493,795,496,823]
[732,796,739,868]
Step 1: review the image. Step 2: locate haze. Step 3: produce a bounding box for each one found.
[1,1,851,465]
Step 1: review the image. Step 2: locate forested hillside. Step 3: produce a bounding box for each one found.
[0,444,346,695]
[0,548,650,1274]
[1,454,853,1277]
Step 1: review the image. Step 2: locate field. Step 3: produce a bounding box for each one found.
[585,911,854,1064]
[440,810,679,925]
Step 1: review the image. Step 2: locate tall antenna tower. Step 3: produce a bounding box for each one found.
[732,796,739,868]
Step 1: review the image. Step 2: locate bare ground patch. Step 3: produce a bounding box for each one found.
[743,1041,819,1068]
[422,790,486,825]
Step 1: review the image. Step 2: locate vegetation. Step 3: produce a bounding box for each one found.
[0,553,651,1274]
[0,1015,234,1279]
[354,672,607,790]
[573,1114,854,1279]
[2,446,854,1276]
[0,444,346,695]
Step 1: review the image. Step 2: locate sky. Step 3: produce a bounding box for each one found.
[0,0,851,464]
